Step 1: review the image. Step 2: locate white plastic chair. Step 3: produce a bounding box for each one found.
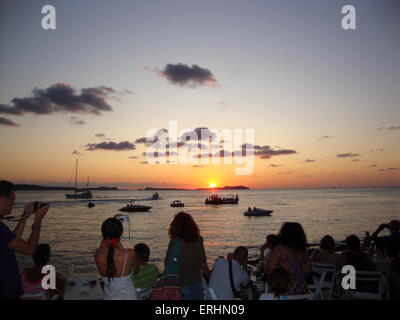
[310,262,337,300]
[349,270,385,300]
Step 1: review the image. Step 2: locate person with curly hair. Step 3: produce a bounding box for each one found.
[165,211,210,300]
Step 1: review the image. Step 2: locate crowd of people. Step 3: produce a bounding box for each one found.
[1,179,400,300]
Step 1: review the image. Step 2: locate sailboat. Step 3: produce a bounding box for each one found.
[65,159,93,199]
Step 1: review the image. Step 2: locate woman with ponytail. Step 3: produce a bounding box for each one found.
[94,217,138,300]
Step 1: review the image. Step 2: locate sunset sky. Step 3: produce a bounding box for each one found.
[0,0,399,189]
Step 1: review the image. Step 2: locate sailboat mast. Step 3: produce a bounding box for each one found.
[75,159,78,196]
[86,176,89,192]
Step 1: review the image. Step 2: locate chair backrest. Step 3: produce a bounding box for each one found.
[311,262,336,273]
[351,270,384,300]
[311,262,337,293]
[286,293,315,300]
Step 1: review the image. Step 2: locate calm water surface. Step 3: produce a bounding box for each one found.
[8,188,400,276]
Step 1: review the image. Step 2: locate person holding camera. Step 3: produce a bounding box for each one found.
[0,180,50,300]
[367,220,400,258]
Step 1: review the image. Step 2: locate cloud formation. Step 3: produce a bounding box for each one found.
[72,150,82,155]
[148,63,217,87]
[242,144,297,159]
[0,83,121,118]
[0,117,18,127]
[70,117,85,125]
[336,153,360,158]
[180,127,218,142]
[304,159,315,163]
[86,141,136,151]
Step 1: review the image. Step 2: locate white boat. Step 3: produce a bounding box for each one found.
[244,208,273,217]
[65,159,93,199]
[119,202,152,212]
[170,200,184,207]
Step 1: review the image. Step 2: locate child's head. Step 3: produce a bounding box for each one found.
[134,243,150,263]
[268,266,292,298]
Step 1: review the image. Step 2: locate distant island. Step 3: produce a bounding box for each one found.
[15,184,250,191]
[139,185,250,191]
[16,184,118,191]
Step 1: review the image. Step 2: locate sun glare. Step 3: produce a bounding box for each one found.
[209,182,217,189]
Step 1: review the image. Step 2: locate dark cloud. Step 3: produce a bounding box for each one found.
[241,144,296,159]
[0,105,22,115]
[135,137,149,144]
[135,129,169,147]
[304,159,315,163]
[278,171,294,175]
[378,168,397,172]
[256,148,296,159]
[0,117,19,127]
[70,117,85,125]
[180,127,217,142]
[388,126,400,131]
[0,83,118,117]
[144,150,178,158]
[322,136,331,139]
[72,150,82,155]
[95,133,105,138]
[86,141,135,151]
[270,164,283,167]
[369,164,378,167]
[336,153,360,158]
[154,63,217,87]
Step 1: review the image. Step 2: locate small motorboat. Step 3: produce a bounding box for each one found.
[170,200,184,207]
[119,202,152,212]
[87,202,95,208]
[152,192,160,200]
[244,208,273,217]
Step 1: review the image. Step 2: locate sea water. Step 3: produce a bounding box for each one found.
[8,188,400,276]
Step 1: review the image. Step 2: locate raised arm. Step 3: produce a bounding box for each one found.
[12,203,34,238]
[370,224,386,241]
[6,204,49,255]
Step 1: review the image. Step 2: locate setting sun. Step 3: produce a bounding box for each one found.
[209,182,217,189]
